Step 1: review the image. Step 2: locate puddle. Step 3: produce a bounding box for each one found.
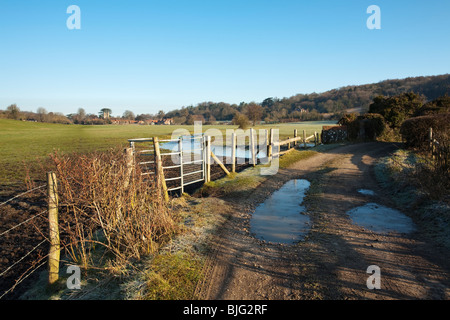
[250,179,311,244]
[347,203,416,234]
[358,189,376,196]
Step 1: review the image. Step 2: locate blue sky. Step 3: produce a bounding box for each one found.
[1,0,449,117]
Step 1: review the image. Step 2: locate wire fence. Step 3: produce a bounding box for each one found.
[0,138,209,299]
[0,184,46,207]
[0,184,50,300]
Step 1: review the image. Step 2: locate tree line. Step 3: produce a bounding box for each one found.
[1,74,449,125]
[0,106,168,125]
[165,74,450,125]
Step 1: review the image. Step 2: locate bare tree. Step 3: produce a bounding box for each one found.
[246,103,263,126]
[6,104,21,120]
[77,108,86,120]
[122,110,135,120]
[37,107,47,122]
[157,110,165,120]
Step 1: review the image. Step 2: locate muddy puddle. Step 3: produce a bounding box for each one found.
[250,179,311,244]
[347,203,416,234]
[358,189,376,196]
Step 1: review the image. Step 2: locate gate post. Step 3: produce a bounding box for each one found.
[178,138,184,194]
[153,137,169,202]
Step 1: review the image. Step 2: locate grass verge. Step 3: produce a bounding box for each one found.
[375,149,450,249]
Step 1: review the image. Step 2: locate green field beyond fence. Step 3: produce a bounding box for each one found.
[0,119,336,189]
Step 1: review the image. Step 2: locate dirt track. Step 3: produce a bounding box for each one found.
[195,142,450,300]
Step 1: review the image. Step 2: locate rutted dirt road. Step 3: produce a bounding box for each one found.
[195,142,450,300]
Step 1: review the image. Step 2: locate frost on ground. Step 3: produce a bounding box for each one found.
[375,149,450,249]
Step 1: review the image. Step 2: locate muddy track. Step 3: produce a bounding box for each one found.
[195,142,450,300]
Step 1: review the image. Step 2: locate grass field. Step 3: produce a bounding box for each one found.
[0,119,336,189]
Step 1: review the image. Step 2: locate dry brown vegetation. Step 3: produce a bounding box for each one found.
[50,148,180,270]
[400,113,450,198]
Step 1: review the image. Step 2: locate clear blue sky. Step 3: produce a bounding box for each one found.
[1,0,449,117]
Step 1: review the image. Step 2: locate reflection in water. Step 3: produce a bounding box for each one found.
[250,179,311,244]
[358,189,376,196]
[347,203,415,234]
[161,139,267,159]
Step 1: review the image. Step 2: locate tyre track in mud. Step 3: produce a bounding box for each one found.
[195,142,450,300]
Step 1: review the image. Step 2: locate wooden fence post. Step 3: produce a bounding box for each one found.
[268,128,273,161]
[231,132,236,173]
[294,129,298,147]
[250,128,256,166]
[429,127,433,152]
[124,147,134,188]
[206,136,211,182]
[303,130,306,149]
[178,138,184,194]
[153,137,169,202]
[47,172,60,285]
[203,135,206,182]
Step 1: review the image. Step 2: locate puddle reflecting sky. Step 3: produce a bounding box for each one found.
[347,203,416,234]
[358,189,376,196]
[250,179,311,244]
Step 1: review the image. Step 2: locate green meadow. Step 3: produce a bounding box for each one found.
[0,119,335,189]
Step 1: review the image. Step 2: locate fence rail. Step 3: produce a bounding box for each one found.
[272,130,319,157]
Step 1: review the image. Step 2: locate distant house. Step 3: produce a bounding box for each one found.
[139,119,158,125]
[110,118,138,125]
[158,118,173,125]
[110,117,173,125]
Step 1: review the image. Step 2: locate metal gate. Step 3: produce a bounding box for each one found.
[128,135,206,194]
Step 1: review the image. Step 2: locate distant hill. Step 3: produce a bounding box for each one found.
[165,74,450,123]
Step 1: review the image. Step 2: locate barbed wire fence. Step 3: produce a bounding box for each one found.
[0,182,50,299]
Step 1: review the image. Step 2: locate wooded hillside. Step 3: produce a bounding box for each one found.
[165,74,450,124]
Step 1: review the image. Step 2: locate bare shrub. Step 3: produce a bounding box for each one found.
[396,114,450,202]
[400,113,449,180]
[50,148,179,269]
[400,113,450,149]
[232,113,251,129]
